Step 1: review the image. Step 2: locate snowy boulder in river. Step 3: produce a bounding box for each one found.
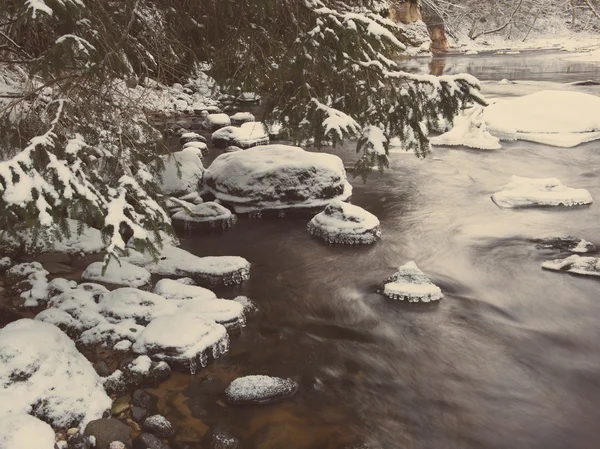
[171,201,237,232]
[483,90,600,147]
[154,278,216,301]
[431,106,501,150]
[82,259,152,289]
[211,122,270,149]
[204,145,352,213]
[182,140,209,157]
[230,111,255,125]
[157,147,204,196]
[225,375,298,405]
[491,176,593,209]
[206,113,231,130]
[0,414,56,449]
[383,262,443,302]
[180,132,206,145]
[98,288,176,324]
[132,314,229,371]
[307,201,381,244]
[542,255,600,277]
[0,319,111,428]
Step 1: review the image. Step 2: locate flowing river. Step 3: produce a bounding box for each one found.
[154,51,600,449]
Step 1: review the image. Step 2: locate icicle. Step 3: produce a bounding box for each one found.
[189,357,197,375]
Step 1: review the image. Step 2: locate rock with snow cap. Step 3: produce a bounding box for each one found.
[205,113,231,130]
[82,259,152,289]
[154,278,216,301]
[383,262,443,303]
[229,112,255,125]
[225,375,298,405]
[157,147,205,196]
[171,202,237,232]
[542,255,600,277]
[182,140,209,157]
[98,288,176,324]
[533,237,596,254]
[179,132,206,145]
[211,122,269,149]
[143,415,175,439]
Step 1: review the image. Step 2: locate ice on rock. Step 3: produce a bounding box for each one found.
[206,113,231,130]
[82,259,152,288]
[180,132,207,145]
[533,237,596,254]
[483,91,600,147]
[431,106,501,150]
[0,319,111,428]
[0,414,56,449]
[491,176,593,209]
[211,122,270,149]
[132,314,229,369]
[225,375,298,405]
[230,112,255,125]
[79,319,145,346]
[97,288,176,324]
[203,145,352,213]
[171,201,237,232]
[233,296,259,315]
[383,262,443,303]
[182,141,209,157]
[307,200,381,245]
[156,147,205,196]
[154,278,216,301]
[542,255,600,277]
[124,245,250,286]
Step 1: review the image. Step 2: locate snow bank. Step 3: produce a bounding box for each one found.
[171,201,237,231]
[157,147,205,196]
[491,176,593,209]
[225,375,298,405]
[383,262,443,303]
[82,259,151,288]
[431,106,501,150]
[211,122,270,149]
[0,414,56,449]
[0,319,111,428]
[203,145,352,213]
[542,255,600,277]
[153,278,217,301]
[307,200,381,244]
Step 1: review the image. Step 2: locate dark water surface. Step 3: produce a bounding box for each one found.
[153,53,600,449]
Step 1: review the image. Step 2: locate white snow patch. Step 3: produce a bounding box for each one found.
[0,414,56,449]
[542,255,600,277]
[128,355,153,375]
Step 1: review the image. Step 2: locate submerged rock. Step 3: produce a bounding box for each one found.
[171,202,237,232]
[383,262,443,302]
[133,433,169,449]
[211,122,269,149]
[225,375,298,405]
[157,148,205,196]
[533,237,596,253]
[0,319,111,428]
[203,144,352,213]
[82,259,152,289]
[307,201,381,244]
[542,255,600,277]
[491,176,593,209]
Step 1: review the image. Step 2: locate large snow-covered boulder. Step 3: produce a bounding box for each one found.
[211,122,270,149]
[82,259,152,288]
[171,201,237,232]
[542,255,600,277]
[225,375,298,405]
[157,147,205,196]
[203,145,352,213]
[0,414,56,449]
[132,314,229,370]
[383,262,443,302]
[307,201,381,244]
[124,245,250,286]
[483,91,600,147]
[491,176,593,209]
[0,319,111,428]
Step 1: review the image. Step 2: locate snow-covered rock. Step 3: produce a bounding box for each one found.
[180,132,207,145]
[0,414,56,449]
[4,262,47,286]
[211,122,270,149]
[230,112,255,125]
[431,106,501,150]
[206,113,231,130]
[79,319,145,346]
[203,145,352,213]
[124,246,250,286]
[542,255,600,277]
[157,147,205,196]
[171,201,237,231]
[153,278,216,301]
[225,375,298,405]
[132,314,229,370]
[383,262,443,303]
[533,237,596,253]
[82,259,152,288]
[483,91,600,147]
[142,415,175,439]
[491,176,593,209]
[307,200,381,244]
[97,288,176,324]
[177,299,245,328]
[224,145,243,153]
[0,319,111,428]
[233,296,259,315]
[77,282,110,302]
[182,141,209,157]
[8,263,50,307]
[113,340,133,351]
[44,289,106,331]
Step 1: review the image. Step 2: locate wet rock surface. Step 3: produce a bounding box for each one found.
[225,375,298,405]
[142,415,176,439]
[132,433,170,449]
[84,418,133,449]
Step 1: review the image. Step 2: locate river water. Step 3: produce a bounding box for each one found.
[154,52,600,449]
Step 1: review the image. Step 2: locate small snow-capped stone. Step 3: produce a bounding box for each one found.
[225,375,298,405]
[79,319,145,346]
[230,112,255,125]
[171,201,237,231]
[4,261,47,286]
[46,277,77,298]
[233,296,259,315]
[491,176,593,209]
[82,259,152,288]
[77,282,110,302]
[211,122,269,149]
[307,200,381,245]
[177,299,245,327]
[431,106,501,150]
[98,288,176,324]
[142,415,175,439]
[383,262,443,303]
[178,191,204,205]
[154,278,216,301]
[206,113,231,129]
[180,132,206,145]
[0,414,56,449]
[542,255,600,277]
[182,140,209,157]
[128,355,153,375]
[46,289,107,331]
[113,340,133,351]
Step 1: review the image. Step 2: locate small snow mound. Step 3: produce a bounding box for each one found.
[128,355,153,375]
[542,255,600,277]
[431,107,501,150]
[206,113,231,130]
[98,288,176,324]
[82,259,151,288]
[171,201,237,231]
[211,122,270,149]
[79,319,144,346]
[491,176,593,209]
[383,262,443,303]
[0,414,56,449]
[113,340,133,351]
[154,278,217,301]
[307,201,381,244]
[225,375,298,405]
[230,112,255,125]
[180,132,206,145]
[182,141,209,157]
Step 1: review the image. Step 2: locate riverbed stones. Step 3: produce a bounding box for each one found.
[82,260,152,289]
[211,122,269,149]
[171,202,237,232]
[203,144,352,213]
[383,262,443,302]
[307,201,381,244]
[533,237,596,253]
[157,148,205,196]
[143,415,175,439]
[225,375,298,405]
[491,176,593,208]
[542,255,600,277]
[132,390,159,411]
[84,418,132,449]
